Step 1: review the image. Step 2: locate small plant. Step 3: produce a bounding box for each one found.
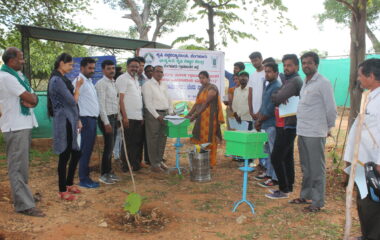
[123,192,143,215]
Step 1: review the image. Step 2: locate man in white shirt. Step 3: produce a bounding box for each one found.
[73,57,100,188]
[344,59,380,240]
[95,60,120,185]
[116,58,144,172]
[248,51,265,120]
[142,66,173,173]
[136,56,150,167]
[0,47,44,217]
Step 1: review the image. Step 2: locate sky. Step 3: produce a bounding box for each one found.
[77,0,359,67]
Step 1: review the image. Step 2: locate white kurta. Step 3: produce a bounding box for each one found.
[344,87,380,165]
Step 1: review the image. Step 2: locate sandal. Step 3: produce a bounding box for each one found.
[67,185,81,194]
[17,207,45,217]
[59,191,77,201]
[289,198,310,204]
[303,205,321,213]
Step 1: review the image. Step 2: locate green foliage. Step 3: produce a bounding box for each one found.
[181,0,293,50]
[318,0,380,26]
[123,192,143,215]
[104,0,188,41]
[317,0,380,52]
[0,0,90,90]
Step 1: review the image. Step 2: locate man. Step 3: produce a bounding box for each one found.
[95,60,120,185]
[136,56,147,86]
[344,59,380,240]
[254,62,282,188]
[0,47,44,217]
[136,56,150,167]
[231,71,252,129]
[142,66,173,173]
[225,62,245,88]
[266,54,303,199]
[144,65,153,80]
[248,52,266,120]
[116,58,144,172]
[290,51,337,212]
[73,57,100,188]
[225,62,245,130]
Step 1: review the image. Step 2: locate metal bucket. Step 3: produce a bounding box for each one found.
[188,150,211,182]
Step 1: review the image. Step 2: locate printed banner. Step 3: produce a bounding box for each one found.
[139,48,225,101]
[66,56,117,84]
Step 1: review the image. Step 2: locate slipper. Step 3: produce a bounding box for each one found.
[59,191,77,201]
[17,207,45,217]
[303,205,321,213]
[67,185,81,194]
[289,198,310,204]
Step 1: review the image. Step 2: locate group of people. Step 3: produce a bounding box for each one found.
[0,46,225,216]
[225,51,337,214]
[1,46,379,240]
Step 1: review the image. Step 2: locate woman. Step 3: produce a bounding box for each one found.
[47,53,83,201]
[226,74,240,130]
[187,71,224,167]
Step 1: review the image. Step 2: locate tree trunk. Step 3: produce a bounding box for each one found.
[366,25,380,53]
[207,5,215,50]
[124,0,151,40]
[348,0,366,129]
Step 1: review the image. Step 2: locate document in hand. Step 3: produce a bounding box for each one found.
[228,118,249,131]
[279,96,299,118]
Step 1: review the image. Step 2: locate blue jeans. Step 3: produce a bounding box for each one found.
[263,126,277,181]
[79,117,97,182]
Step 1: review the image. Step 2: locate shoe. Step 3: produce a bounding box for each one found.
[140,162,150,168]
[79,180,100,188]
[268,189,277,194]
[254,173,270,181]
[257,179,278,188]
[160,162,169,170]
[109,173,120,182]
[99,174,115,185]
[59,191,77,201]
[265,190,288,199]
[151,166,165,173]
[17,207,45,217]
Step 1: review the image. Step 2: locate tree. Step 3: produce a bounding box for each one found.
[187,0,293,50]
[319,0,368,128]
[104,0,188,41]
[318,0,380,53]
[319,0,380,53]
[0,0,91,89]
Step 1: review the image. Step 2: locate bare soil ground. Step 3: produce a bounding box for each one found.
[0,108,362,240]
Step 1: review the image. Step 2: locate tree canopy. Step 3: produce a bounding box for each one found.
[317,0,380,52]
[0,0,91,89]
[104,0,188,41]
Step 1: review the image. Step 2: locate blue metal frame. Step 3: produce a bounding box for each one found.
[233,158,255,214]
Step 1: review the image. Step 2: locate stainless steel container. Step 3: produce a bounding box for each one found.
[188,150,211,182]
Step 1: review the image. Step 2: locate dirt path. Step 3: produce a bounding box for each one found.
[0,113,362,239]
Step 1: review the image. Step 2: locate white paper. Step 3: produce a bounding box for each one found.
[77,132,81,149]
[344,165,368,199]
[164,115,186,125]
[279,96,299,118]
[228,118,249,131]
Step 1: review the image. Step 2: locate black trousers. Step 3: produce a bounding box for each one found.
[121,119,144,171]
[98,115,118,175]
[142,124,150,164]
[58,120,81,192]
[357,193,380,240]
[271,127,296,193]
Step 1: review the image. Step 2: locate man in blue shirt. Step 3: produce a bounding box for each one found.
[255,62,282,188]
